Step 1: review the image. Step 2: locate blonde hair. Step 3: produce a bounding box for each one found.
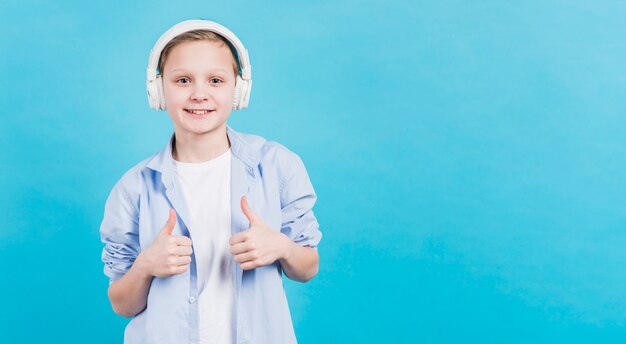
[157,29,240,77]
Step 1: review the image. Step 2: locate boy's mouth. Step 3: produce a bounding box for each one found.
[185,108,214,114]
[184,108,215,117]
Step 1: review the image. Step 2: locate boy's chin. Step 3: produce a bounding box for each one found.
[177,122,229,137]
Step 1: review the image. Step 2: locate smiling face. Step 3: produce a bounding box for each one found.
[161,40,238,141]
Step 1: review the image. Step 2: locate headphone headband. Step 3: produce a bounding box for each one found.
[146,20,252,110]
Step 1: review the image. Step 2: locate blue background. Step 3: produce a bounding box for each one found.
[2,0,626,342]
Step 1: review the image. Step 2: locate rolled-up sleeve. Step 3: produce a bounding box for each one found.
[279,153,322,248]
[100,180,140,283]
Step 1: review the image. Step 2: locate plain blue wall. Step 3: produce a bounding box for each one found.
[2,0,626,342]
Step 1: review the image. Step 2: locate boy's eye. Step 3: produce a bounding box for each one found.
[176,77,191,84]
[209,78,223,84]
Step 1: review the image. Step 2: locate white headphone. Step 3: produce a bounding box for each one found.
[146,20,252,111]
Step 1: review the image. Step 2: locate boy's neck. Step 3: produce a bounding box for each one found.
[172,127,230,163]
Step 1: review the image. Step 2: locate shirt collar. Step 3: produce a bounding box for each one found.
[146,125,263,174]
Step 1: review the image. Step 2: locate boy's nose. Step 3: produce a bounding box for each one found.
[190,86,211,102]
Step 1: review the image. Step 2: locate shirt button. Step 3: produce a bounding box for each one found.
[188,296,196,304]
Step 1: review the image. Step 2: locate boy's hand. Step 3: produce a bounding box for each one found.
[229,196,292,270]
[137,209,193,278]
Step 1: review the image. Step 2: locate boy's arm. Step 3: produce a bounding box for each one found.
[101,180,145,317]
[277,152,322,281]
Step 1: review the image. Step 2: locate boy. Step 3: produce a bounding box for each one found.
[100,20,322,344]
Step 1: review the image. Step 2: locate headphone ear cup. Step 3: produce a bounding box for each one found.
[147,76,166,110]
[240,79,251,109]
[232,75,243,110]
[156,76,166,110]
[147,78,158,109]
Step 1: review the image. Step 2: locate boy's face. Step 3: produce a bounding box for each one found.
[161,40,237,139]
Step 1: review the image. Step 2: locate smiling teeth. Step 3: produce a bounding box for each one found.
[188,110,210,115]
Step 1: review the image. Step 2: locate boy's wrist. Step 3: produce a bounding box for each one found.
[280,234,295,261]
[133,253,153,279]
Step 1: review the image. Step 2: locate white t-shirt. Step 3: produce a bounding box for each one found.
[173,149,235,344]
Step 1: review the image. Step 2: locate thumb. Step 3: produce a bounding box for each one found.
[160,209,177,236]
[241,196,261,226]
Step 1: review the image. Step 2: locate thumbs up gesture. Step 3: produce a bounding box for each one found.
[137,209,193,278]
[229,196,292,270]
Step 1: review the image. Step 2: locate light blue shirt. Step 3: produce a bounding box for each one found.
[100,126,322,344]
